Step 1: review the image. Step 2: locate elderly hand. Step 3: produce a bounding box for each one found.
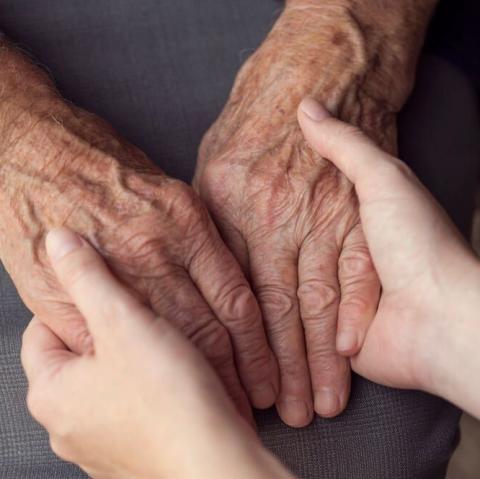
[193,8,391,425]
[22,229,292,479]
[194,0,437,426]
[298,99,480,403]
[0,44,278,419]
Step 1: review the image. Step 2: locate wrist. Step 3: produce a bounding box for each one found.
[279,0,437,117]
[416,254,480,413]
[159,417,292,479]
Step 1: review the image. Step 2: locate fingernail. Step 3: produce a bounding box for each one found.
[314,389,340,417]
[249,383,277,409]
[300,98,331,122]
[276,398,313,427]
[46,228,84,262]
[336,330,358,355]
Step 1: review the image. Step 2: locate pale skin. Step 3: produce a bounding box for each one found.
[23,101,480,478]
[1,0,438,427]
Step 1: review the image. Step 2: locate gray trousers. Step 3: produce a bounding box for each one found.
[0,1,479,478]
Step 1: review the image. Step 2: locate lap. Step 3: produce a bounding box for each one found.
[1,1,478,477]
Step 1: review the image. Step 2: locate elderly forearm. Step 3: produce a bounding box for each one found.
[284,0,438,107]
[224,0,438,151]
[0,38,62,126]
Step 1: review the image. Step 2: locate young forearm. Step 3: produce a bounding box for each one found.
[425,260,480,419]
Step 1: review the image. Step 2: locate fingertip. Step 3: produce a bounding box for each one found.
[249,383,277,410]
[298,97,332,123]
[276,397,314,428]
[314,384,350,418]
[46,228,86,264]
[336,329,360,357]
[247,350,280,409]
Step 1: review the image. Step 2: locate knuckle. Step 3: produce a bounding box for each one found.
[276,351,307,379]
[216,283,260,330]
[297,279,339,321]
[308,345,346,372]
[304,317,337,347]
[26,388,45,423]
[168,180,202,216]
[187,319,233,367]
[339,246,374,278]
[200,161,232,204]
[49,435,72,462]
[340,293,372,318]
[256,284,296,320]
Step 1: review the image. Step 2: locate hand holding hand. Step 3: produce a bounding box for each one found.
[0,43,278,419]
[22,229,291,479]
[298,99,480,412]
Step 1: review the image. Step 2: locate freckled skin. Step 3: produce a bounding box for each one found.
[194,0,438,423]
[0,44,278,418]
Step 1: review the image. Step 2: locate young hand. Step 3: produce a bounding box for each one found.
[21,229,290,479]
[298,99,480,417]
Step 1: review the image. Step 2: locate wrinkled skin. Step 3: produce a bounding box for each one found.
[22,231,291,479]
[193,6,401,425]
[0,54,278,418]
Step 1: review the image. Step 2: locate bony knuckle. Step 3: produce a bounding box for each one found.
[257,285,296,319]
[218,283,259,329]
[308,345,346,369]
[297,279,339,320]
[188,320,233,366]
[340,247,374,277]
[340,294,371,318]
[201,161,232,204]
[170,181,201,212]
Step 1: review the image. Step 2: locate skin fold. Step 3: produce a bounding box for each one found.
[194,0,439,425]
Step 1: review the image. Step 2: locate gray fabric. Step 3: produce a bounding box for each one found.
[0,1,478,478]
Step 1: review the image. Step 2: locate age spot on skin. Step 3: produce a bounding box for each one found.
[331,31,346,46]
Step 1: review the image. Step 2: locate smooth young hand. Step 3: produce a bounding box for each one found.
[21,229,291,479]
[298,99,480,417]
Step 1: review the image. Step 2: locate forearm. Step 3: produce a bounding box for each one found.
[426,260,480,419]
[0,38,161,316]
[282,0,439,108]
[216,0,438,154]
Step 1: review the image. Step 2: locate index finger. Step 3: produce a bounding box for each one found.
[45,228,154,342]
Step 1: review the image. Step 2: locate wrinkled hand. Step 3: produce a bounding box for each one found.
[22,229,291,479]
[297,99,480,394]
[0,51,278,417]
[193,9,399,425]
